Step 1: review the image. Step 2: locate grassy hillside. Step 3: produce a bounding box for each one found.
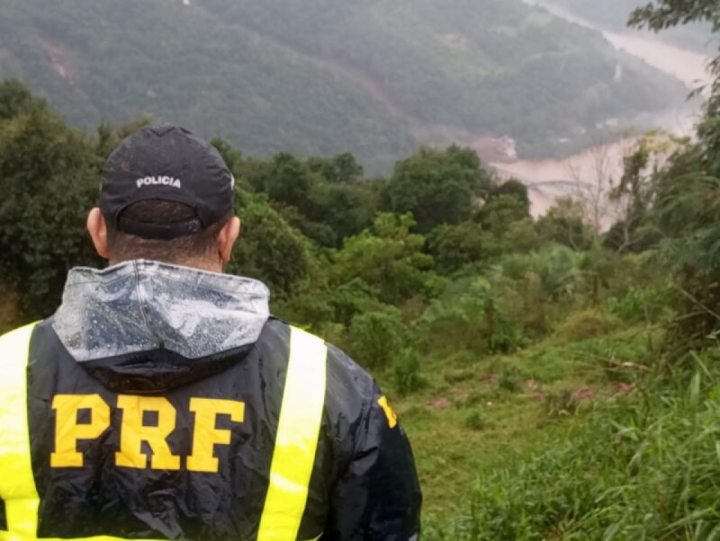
[396,321,664,533]
[0,0,686,170]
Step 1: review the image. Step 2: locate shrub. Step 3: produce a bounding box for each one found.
[608,285,672,324]
[392,349,427,395]
[327,278,379,326]
[501,244,581,300]
[419,277,524,355]
[498,365,523,393]
[427,221,493,273]
[557,308,615,341]
[229,192,311,297]
[330,213,435,305]
[348,306,407,369]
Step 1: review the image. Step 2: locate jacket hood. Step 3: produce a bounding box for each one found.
[52,260,270,391]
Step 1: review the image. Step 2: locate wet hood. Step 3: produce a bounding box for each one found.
[52,260,270,392]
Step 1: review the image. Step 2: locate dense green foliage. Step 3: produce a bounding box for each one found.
[0,0,687,170]
[0,83,101,318]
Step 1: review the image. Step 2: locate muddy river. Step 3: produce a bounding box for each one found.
[497,2,712,218]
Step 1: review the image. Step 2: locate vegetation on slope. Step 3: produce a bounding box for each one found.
[2,2,720,532]
[0,0,687,170]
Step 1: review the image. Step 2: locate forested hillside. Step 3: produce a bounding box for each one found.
[539,0,711,51]
[0,0,686,170]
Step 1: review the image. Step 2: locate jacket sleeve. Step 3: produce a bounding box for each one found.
[322,381,422,540]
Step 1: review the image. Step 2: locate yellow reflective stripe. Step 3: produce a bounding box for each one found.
[0,324,164,541]
[0,323,39,535]
[257,327,327,541]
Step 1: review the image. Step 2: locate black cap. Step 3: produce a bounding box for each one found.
[100,125,234,240]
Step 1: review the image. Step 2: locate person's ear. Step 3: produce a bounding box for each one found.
[87,208,109,259]
[218,217,241,263]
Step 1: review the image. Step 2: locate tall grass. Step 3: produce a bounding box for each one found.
[424,352,720,540]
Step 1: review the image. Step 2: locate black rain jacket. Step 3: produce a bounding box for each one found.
[3,260,421,540]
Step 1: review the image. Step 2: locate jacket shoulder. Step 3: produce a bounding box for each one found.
[263,317,377,433]
[0,320,44,349]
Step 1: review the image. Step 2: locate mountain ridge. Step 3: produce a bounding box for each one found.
[0,0,688,172]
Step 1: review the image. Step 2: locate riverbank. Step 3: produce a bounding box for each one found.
[498,0,712,218]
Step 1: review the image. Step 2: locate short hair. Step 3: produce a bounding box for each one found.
[106,200,231,265]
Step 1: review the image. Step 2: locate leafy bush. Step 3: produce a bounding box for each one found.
[557,308,616,341]
[228,191,311,297]
[330,213,435,305]
[501,245,582,301]
[608,285,672,324]
[326,278,379,326]
[392,349,427,395]
[348,306,408,370]
[498,365,524,393]
[419,277,524,355]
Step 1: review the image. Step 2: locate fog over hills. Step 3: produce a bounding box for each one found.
[534,0,712,52]
[0,0,688,171]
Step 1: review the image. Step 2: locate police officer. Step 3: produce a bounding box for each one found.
[0,126,422,540]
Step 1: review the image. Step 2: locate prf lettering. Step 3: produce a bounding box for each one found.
[50,394,245,473]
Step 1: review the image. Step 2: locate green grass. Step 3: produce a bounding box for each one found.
[386,326,658,521]
[386,318,720,539]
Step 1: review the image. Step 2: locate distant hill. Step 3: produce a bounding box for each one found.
[536,0,713,53]
[0,0,687,171]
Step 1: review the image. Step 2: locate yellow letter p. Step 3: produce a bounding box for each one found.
[51,394,110,468]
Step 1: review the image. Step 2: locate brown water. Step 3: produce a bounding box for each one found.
[496,2,712,218]
[604,32,709,89]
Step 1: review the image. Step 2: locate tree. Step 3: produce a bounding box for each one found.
[307,152,364,184]
[384,146,493,233]
[492,179,530,209]
[330,213,435,304]
[0,79,35,120]
[0,82,102,320]
[227,191,311,297]
[537,197,593,250]
[428,222,492,273]
[629,1,720,175]
[565,139,626,236]
[94,116,154,165]
[605,133,681,252]
[475,193,530,234]
[262,153,317,210]
[304,181,378,245]
[629,1,720,36]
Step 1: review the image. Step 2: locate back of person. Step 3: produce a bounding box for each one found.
[0,126,421,540]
